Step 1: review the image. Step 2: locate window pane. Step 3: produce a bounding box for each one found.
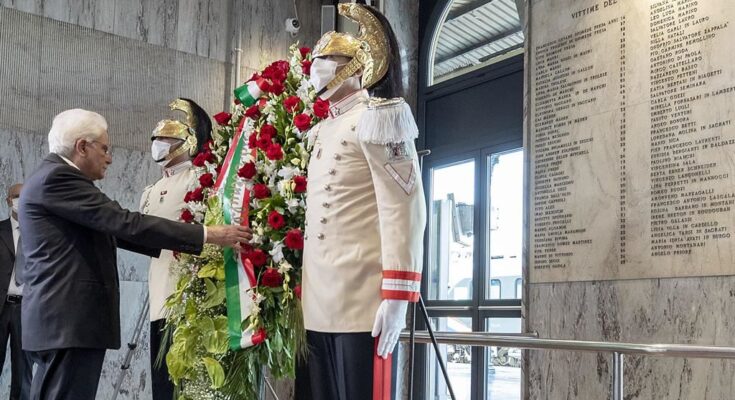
[487,149,524,300]
[427,317,473,400]
[485,318,522,400]
[428,160,475,301]
[430,0,525,85]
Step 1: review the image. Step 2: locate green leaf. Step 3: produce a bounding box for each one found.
[197,259,224,280]
[202,357,226,389]
[201,279,226,309]
[198,315,229,355]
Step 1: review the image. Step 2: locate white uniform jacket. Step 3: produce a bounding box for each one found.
[303,90,427,333]
[140,161,198,321]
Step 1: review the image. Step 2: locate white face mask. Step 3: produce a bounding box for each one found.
[10,198,18,214]
[151,140,173,163]
[308,58,339,93]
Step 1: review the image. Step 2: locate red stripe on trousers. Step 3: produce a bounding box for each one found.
[373,337,392,400]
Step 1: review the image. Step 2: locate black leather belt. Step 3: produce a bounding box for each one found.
[6,295,22,304]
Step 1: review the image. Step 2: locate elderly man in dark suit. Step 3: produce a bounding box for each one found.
[0,183,33,400]
[18,108,251,400]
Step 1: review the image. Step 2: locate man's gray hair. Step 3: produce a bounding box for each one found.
[48,109,108,157]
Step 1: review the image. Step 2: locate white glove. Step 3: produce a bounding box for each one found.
[371,299,409,359]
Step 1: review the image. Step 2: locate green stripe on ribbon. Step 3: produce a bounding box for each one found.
[221,131,248,350]
[234,81,258,107]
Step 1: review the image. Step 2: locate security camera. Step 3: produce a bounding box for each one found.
[285,18,301,35]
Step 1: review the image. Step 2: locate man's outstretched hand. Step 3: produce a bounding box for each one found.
[206,225,253,249]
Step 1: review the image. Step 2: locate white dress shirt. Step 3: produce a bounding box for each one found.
[8,217,23,296]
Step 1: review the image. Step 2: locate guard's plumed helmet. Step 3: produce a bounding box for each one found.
[151,98,212,160]
[312,3,402,98]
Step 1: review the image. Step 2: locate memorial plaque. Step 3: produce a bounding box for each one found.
[529,0,735,282]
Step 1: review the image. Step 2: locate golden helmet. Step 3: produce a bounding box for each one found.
[151,98,211,160]
[312,3,391,92]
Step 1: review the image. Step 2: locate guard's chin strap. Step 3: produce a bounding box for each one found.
[319,57,364,97]
[162,142,191,162]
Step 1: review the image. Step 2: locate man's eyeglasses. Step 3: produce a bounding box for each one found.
[87,140,112,156]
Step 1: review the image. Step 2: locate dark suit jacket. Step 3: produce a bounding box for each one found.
[19,153,204,351]
[0,219,14,315]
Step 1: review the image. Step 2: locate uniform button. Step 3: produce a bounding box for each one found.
[317,233,325,240]
[341,139,348,146]
[351,125,356,131]
[322,202,330,208]
[320,217,327,224]
[333,154,342,161]
[328,168,336,175]
[324,184,331,191]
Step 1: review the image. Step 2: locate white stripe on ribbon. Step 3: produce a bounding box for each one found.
[236,253,256,348]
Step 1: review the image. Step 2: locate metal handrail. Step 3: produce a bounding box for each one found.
[400,331,735,400]
[400,331,735,359]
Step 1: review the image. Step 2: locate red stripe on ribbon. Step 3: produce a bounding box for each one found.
[238,147,258,287]
[382,270,422,282]
[213,117,247,190]
[373,337,393,400]
[381,290,420,302]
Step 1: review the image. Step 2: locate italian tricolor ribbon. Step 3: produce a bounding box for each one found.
[218,118,262,350]
[234,78,268,107]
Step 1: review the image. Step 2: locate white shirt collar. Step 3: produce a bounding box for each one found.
[57,154,81,170]
[163,161,193,178]
[10,217,18,231]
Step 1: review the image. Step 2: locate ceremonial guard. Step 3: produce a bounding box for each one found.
[140,99,211,399]
[301,4,426,399]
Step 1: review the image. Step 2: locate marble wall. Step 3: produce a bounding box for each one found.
[523,0,735,398]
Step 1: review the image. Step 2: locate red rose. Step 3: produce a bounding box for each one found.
[267,210,285,230]
[293,175,307,193]
[301,60,312,75]
[184,187,204,203]
[261,268,283,287]
[293,113,312,131]
[213,112,232,126]
[294,284,302,299]
[203,140,213,152]
[313,98,330,119]
[251,327,267,345]
[245,105,260,119]
[260,124,277,138]
[299,47,310,58]
[256,134,272,151]
[283,96,301,113]
[266,143,283,160]
[180,209,194,223]
[198,173,214,188]
[274,60,290,73]
[193,152,215,167]
[238,162,257,179]
[192,152,207,167]
[284,228,304,250]
[248,133,257,149]
[263,61,288,82]
[246,249,267,267]
[270,81,285,95]
[252,184,271,199]
[234,98,241,105]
